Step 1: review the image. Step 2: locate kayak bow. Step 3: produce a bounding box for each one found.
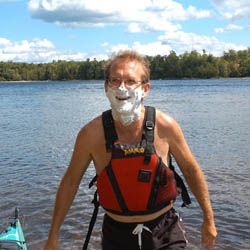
[0,208,27,250]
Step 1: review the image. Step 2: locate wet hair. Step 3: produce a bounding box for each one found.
[103,50,150,83]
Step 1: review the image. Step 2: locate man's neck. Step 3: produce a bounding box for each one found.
[113,106,145,144]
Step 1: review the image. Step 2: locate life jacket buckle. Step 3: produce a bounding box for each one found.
[146,121,154,130]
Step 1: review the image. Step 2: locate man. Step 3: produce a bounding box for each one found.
[44,50,217,250]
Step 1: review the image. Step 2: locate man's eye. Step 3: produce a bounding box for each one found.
[112,78,121,84]
[127,79,136,85]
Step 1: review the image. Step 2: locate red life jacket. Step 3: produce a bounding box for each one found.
[83,106,191,250]
[97,106,188,216]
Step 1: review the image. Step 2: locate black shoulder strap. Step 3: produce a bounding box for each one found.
[169,156,192,207]
[143,106,156,164]
[102,110,118,152]
[82,175,99,250]
[82,191,99,250]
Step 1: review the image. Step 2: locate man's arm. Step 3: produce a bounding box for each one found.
[166,115,217,249]
[44,127,92,250]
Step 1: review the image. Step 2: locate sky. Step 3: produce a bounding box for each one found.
[0,0,250,63]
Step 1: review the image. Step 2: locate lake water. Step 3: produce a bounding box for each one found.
[0,79,250,250]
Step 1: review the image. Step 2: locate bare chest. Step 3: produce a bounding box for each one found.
[92,134,169,175]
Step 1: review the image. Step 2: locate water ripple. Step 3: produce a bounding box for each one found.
[1,79,250,249]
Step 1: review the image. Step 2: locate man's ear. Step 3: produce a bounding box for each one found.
[104,80,109,92]
[143,81,150,97]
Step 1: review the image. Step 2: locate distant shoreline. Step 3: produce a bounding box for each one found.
[0,79,104,83]
[1,77,250,83]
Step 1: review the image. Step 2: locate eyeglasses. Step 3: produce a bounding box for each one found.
[108,77,144,89]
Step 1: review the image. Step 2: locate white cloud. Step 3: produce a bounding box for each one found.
[1,38,55,55]
[51,52,86,61]
[0,37,86,63]
[210,0,250,21]
[107,41,172,57]
[127,20,181,33]
[127,23,142,33]
[1,32,247,63]
[0,38,12,47]
[145,1,210,21]
[109,44,130,53]
[158,30,247,56]
[88,54,109,61]
[28,0,211,32]
[101,42,109,47]
[186,6,211,19]
[28,0,144,27]
[132,41,172,56]
[214,24,244,33]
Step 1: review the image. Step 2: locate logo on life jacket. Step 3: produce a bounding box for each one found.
[124,147,145,156]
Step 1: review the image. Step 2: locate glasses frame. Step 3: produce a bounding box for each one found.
[107,77,145,89]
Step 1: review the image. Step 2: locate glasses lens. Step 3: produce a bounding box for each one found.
[109,78,143,89]
[126,79,137,86]
[109,78,121,88]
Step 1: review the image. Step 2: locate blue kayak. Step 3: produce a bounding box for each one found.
[0,208,27,250]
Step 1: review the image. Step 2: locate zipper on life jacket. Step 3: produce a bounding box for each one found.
[147,157,162,210]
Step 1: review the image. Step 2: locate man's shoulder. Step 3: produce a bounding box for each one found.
[155,108,184,142]
[155,109,177,129]
[78,115,103,140]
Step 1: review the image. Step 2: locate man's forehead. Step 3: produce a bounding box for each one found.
[111,59,142,72]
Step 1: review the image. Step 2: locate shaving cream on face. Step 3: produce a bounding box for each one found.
[106,84,144,126]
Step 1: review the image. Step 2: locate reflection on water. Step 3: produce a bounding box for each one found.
[0,79,250,250]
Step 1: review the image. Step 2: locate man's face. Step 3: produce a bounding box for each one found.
[105,59,150,94]
[104,59,150,125]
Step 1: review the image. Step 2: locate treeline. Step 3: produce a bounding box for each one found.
[0,59,105,81]
[1,48,250,81]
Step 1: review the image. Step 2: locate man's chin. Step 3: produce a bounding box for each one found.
[113,109,131,114]
[111,105,133,113]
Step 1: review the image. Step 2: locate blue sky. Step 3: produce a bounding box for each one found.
[0,0,249,63]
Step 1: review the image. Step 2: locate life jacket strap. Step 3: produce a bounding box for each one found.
[82,175,99,250]
[106,164,129,213]
[102,110,118,152]
[88,175,97,188]
[147,157,162,210]
[102,107,156,163]
[169,156,192,207]
[143,106,156,165]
